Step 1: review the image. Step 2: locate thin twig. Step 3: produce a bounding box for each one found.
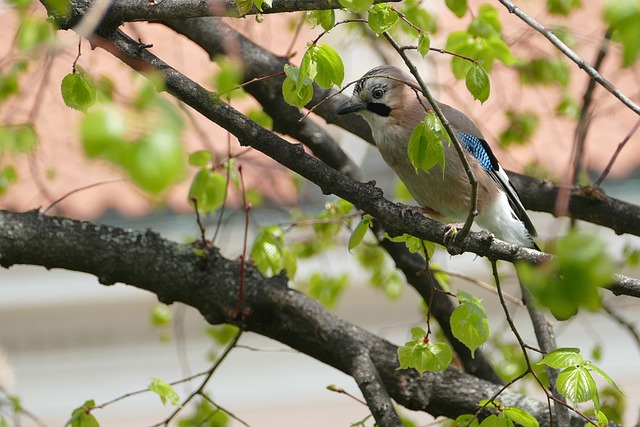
[498,0,640,116]
[42,178,128,215]
[594,118,640,187]
[235,165,251,318]
[556,29,612,219]
[200,394,252,427]
[190,197,208,244]
[152,330,243,426]
[601,301,640,351]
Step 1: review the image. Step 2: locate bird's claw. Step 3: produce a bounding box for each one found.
[396,202,428,220]
[444,222,466,255]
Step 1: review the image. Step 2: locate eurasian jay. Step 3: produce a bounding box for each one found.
[336,65,538,249]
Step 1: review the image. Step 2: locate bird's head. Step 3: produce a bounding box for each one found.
[336,65,420,128]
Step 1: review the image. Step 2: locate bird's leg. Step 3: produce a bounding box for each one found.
[444,222,467,255]
[395,202,440,220]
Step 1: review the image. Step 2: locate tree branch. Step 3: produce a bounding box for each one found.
[0,209,616,427]
[51,0,401,29]
[161,16,640,240]
[88,28,640,298]
[498,0,640,117]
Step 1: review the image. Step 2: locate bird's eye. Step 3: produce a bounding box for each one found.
[372,88,384,99]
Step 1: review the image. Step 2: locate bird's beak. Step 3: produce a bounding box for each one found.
[336,99,366,115]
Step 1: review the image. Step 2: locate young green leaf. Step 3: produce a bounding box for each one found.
[518,230,614,320]
[188,169,227,213]
[66,400,99,427]
[450,291,489,357]
[586,362,625,396]
[407,114,446,175]
[397,327,452,374]
[0,124,38,153]
[503,407,539,427]
[417,33,431,57]
[368,4,399,36]
[604,0,640,66]
[61,69,96,112]
[151,305,172,327]
[126,130,186,195]
[80,106,126,159]
[307,10,335,32]
[339,0,374,13]
[236,0,253,15]
[314,44,345,88]
[538,348,583,369]
[556,366,598,405]
[188,150,212,167]
[499,110,538,147]
[149,378,180,406]
[446,0,468,17]
[251,226,297,278]
[282,74,313,108]
[0,166,18,196]
[465,63,490,103]
[348,214,372,251]
[213,56,245,98]
[547,0,581,16]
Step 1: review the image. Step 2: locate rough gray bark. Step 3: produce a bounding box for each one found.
[0,209,611,427]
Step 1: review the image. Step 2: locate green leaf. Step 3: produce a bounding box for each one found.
[125,131,185,194]
[446,0,467,17]
[80,106,126,159]
[417,33,431,57]
[604,0,640,66]
[407,113,447,174]
[213,56,244,98]
[151,305,172,327]
[17,16,53,51]
[61,70,96,112]
[450,291,489,357]
[586,362,625,396]
[384,233,435,258]
[251,226,297,278]
[66,400,99,427]
[479,414,511,427]
[555,93,581,119]
[465,63,490,103]
[149,378,180,406]
[539,348,584,369]
[547,0,581,16]
[518,230,614,320]
[338,0,374,13]
[188,150,212,167]
[517,58,570,87]
[307,10,335,32]
[556,366,598,405]
[282,74,313,108]
[348,214,372,251]
[188,169,227,213]
[247,109,273,130]
[453,415,480,427]
[303,272,349,309]
[499,110,538,147]
[368,4,399,36]
[503,407,539,427]
[0,166,18,196]
[313,44,345,88]
[206,324,239,346]
[593,409,609,427]
[0,124,38,153]
[397,328,452,374]
[236,0,253,15]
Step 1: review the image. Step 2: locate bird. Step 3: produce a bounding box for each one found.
[336,65,538,249]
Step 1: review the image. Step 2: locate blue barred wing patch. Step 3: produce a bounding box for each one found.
[456,131,499,172]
